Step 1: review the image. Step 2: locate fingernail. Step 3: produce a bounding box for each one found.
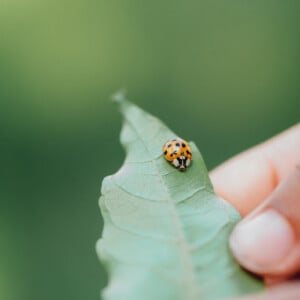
[230,209,295,271]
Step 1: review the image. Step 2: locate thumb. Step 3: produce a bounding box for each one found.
[229,165,300,277]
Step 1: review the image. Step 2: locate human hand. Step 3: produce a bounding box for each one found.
[210,124,300,299]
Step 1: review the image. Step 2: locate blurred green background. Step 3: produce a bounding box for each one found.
[0,1,299,299]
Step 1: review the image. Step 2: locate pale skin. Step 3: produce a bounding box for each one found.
[210,124,300,299]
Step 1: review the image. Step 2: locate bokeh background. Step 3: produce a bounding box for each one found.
[0,1,299,299]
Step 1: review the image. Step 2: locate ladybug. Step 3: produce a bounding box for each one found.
[163,138,192,171]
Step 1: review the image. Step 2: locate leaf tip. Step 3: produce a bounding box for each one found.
[111,89,127,103]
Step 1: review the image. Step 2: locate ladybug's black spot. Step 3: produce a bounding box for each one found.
[164,150,167,155]
[170,153,173,157]
[167,144,172,148]
[186,150,190,154]
[175,143,180,147]
[182,143,186,148]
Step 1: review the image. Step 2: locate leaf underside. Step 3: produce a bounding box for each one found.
[97,97,264,300]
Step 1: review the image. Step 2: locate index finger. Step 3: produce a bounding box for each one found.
[210,124,300,216]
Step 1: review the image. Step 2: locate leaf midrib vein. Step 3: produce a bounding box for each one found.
[123,114,200,300]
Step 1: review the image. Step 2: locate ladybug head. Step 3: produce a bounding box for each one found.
[177,156,187,171]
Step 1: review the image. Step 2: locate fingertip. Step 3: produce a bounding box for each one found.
[210,151,274,216]
[229,209,296,274]
[210,124,300,216]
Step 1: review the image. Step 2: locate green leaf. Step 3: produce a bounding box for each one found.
[96,96,264,300]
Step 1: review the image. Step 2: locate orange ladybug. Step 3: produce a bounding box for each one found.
[163,138,192,171]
